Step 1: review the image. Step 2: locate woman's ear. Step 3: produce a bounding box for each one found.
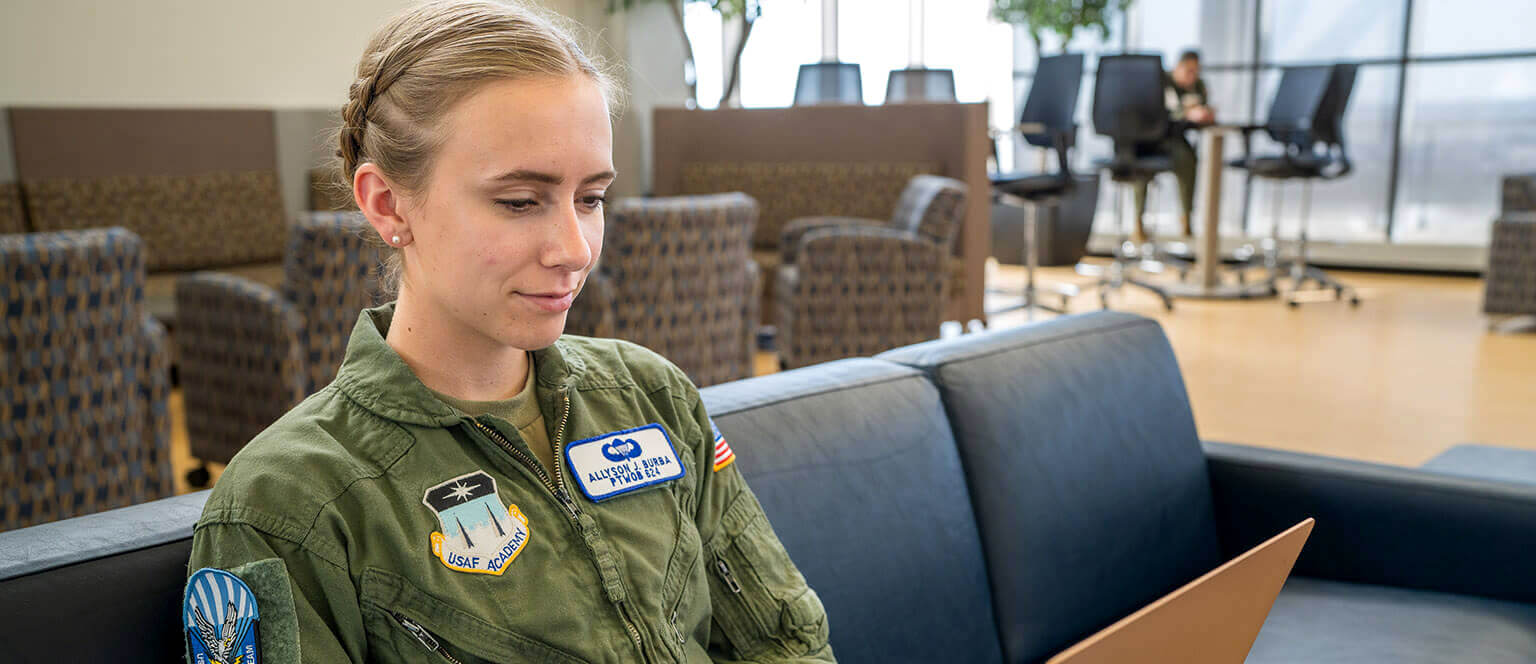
[355,163,413,247]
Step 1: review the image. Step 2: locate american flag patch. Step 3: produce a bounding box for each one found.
[710,418,736,472]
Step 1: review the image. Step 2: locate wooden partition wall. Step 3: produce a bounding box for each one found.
[652,102,992,323]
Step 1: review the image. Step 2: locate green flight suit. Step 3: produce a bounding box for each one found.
[187,304,835,664]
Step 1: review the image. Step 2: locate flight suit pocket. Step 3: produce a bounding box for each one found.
[359,568,586,664]
[704,492,829,660]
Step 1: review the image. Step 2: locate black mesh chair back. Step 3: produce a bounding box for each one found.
[1263,65,1332,150]
[885,67,956,104]
[1019,53,1084,149]
[1091,54,1169,145]
[795,62,863,106]
[1314,63,1358,150]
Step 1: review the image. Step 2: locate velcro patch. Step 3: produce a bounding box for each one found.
[185,568,261,664]
[565,423,686,502]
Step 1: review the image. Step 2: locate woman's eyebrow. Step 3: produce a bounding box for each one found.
[488,169,617,185]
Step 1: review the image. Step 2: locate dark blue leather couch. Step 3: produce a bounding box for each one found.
[4,312,1535,663]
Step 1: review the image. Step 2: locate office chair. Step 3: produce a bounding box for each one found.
[794,62,863,106]
[1229,63,1359,307]
[1090,54,1179,311]
[989,53,1084,318]
[885,67,957,104]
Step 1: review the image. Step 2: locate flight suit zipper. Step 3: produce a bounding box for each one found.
[393,612,466,664]
[468,417,578,519]
[714,555,743,594]
[469,390,651,662]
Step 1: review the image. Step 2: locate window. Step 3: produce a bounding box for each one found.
[1393,60,1536,244]
[1410,0,1536,57]
[1260,0,1406,64]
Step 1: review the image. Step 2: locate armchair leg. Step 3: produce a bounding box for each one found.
[186,463,211,489]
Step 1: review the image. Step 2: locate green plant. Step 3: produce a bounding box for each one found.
[989,0,1132,54]
[607,0,763,107]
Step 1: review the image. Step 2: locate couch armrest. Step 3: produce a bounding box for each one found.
[781,216,890,264]
[138,315,174,500]
[174,272,306,465]
[566,270,617,338]
[1205,441,1536,605]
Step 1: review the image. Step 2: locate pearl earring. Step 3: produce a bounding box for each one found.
[391,235,401,246]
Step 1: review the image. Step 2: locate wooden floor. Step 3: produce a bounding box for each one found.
[169,261,1536,494]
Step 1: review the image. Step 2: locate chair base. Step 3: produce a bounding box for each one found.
[1282,263,1361,308]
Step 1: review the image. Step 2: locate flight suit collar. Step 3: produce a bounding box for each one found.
[331,303,587,428]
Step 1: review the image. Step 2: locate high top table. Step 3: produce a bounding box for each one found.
[1163,124,1277,299]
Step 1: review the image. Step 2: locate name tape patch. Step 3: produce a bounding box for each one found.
[422,471,531,575]
[185,568,261,664]
[566,423,685,502]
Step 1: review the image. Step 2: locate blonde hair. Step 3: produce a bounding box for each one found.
[335,0,623,291]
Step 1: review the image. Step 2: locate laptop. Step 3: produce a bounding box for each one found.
[1048,518,1315,664]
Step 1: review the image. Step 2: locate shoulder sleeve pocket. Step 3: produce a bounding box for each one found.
[705,490,830,660]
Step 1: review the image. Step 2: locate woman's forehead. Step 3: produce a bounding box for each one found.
[438,76,613,177]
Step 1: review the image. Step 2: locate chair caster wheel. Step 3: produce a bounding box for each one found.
[1287,300,1300,309]
[1349,296,1361,307]
[186,466,211,488]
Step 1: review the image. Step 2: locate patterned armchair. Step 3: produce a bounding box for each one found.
[776,175,967,369]
[1484,174,1536,319]
[175,212,386,482]
[1,227,173,531]
[565,193,760,387]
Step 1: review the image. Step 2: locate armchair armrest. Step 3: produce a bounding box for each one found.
[566,270,617,338]
[1204,441,1536,605]
[174,272,306,465]
[780,216,890,264]
[137,315,174,499]
[743,259,761,374]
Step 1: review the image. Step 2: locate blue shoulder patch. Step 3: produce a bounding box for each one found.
[184,568,261,664]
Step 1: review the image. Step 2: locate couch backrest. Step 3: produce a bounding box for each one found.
[701,358,1006,664]
[7,108,288,272]
[880,311,1223,664]
[0,490,209,662]
[0,181,25,234]
[679,161,938,249]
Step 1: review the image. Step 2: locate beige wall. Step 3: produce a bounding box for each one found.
[0,0,417,108]
[0,0,687,203]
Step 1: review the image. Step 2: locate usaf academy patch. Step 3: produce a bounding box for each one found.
[184,568,261,664]
[423,471,531,575]
[565,423,685,502]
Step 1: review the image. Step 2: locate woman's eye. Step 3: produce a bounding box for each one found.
[580,195,607,210]
[496,198,538,212]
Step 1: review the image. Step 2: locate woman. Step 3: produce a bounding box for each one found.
[185,2,833,662]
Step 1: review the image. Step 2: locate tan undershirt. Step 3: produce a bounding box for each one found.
[429,354,554,476]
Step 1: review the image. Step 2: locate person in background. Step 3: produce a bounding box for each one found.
[1133,49,1216,242]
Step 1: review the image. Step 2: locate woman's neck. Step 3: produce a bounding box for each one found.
[386,287,530,402]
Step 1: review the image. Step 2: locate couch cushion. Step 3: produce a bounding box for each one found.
[879,312,1224,664]
[701,358,1005,664]
[1422,444,1536,485]
[1249,577,1536,664]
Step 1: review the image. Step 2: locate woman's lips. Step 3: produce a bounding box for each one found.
[516,291,575,312]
